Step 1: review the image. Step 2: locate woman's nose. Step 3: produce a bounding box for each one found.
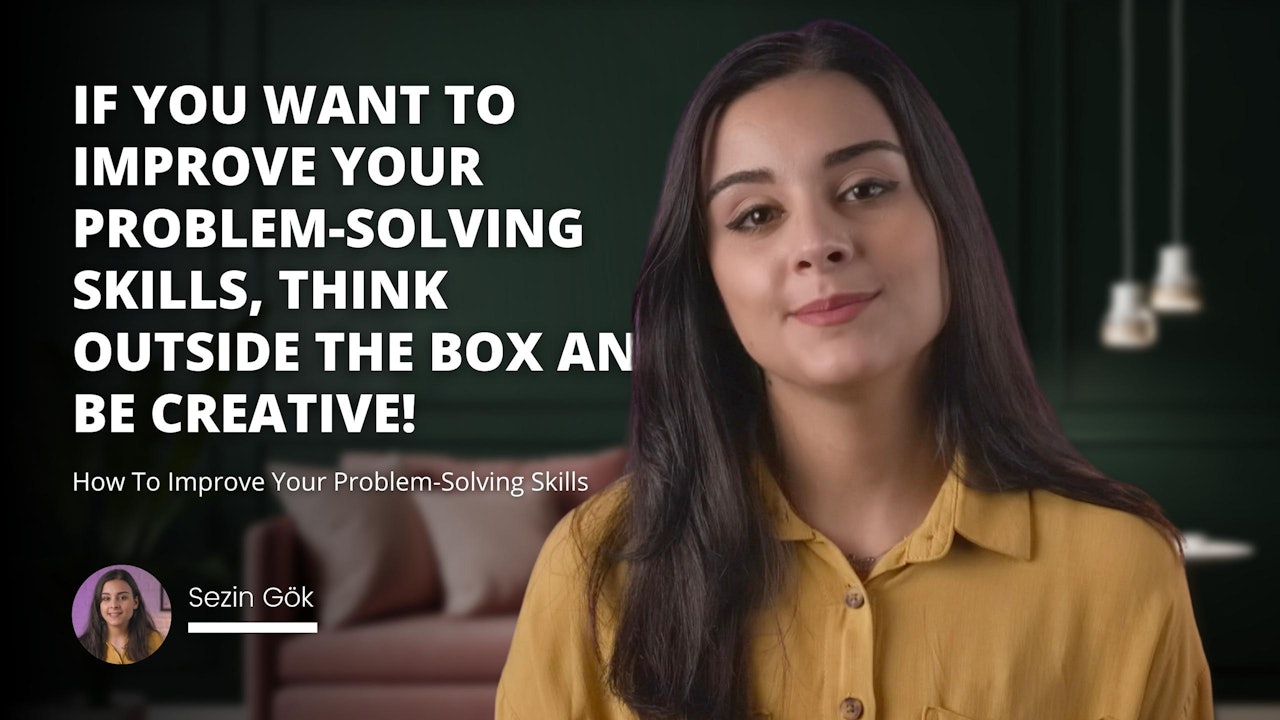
[790,204,855,272]
[794,241,851,270]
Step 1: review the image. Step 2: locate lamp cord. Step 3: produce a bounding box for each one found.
[1121,0,1135,280]
[1170,0,1184,247]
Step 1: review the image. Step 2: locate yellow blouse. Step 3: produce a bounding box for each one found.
[497,461,1213,720]
[104,629,164,664]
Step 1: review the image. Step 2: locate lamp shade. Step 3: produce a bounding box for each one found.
[1150,243,1203,314]
[1101,280,1159,349]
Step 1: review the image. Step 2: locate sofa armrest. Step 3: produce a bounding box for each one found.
[244,516,313,720]
[245,516,310,622]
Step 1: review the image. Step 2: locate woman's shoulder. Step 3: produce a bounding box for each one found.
[526,476,630,600]
[146,629,164,653]
[567,474,630,538]
[1025,487,1210,712]
[500,477,634,717]
[1027,486,1186,595]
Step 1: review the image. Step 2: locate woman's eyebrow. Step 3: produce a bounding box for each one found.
[705,168,772,204]
[823,139,903,167]
[705,140,904,203]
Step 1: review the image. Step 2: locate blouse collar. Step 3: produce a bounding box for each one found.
[756,453,1033,563]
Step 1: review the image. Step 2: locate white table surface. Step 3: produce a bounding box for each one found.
[1182,531,1256,563]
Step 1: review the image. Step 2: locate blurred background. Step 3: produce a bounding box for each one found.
[21,0,1277,715]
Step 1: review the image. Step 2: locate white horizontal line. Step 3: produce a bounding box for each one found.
[188,622,318,634]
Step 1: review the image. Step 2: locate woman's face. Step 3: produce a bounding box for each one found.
[99,578,138,629]
[703,71,946,393]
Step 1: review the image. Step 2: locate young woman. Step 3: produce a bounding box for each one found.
[498,20,1211,720]
[78,568,164,664]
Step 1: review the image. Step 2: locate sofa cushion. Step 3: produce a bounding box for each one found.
[404,455,561,616]
[270,457,440,628]
[277,614,518,683]
[398,446,624,616]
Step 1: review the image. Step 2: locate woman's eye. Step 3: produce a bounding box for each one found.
[727,206,780,232]
[842,179,899,201]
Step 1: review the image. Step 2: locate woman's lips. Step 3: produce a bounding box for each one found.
[790,291,880,326]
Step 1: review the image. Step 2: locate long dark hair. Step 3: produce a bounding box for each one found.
[585,19,1181,720]
[78,568,160,663]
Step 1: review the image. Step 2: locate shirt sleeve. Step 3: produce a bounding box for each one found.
[1137,547,1214,720]
[496,490,630,720]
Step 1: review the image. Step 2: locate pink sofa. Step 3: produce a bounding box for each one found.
[244,447,626,720]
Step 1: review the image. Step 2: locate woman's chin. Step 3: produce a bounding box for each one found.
[782,338,934,393]
[793,357,888,391]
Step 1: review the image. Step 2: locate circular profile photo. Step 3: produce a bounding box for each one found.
[72,565,170,665]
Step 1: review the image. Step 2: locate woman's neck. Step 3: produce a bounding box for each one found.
[765,352,947,561]
[106,625,130,646]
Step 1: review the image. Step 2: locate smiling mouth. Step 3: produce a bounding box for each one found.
[790,291,880,326]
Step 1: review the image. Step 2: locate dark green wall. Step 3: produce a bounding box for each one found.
[26,0,1278,704]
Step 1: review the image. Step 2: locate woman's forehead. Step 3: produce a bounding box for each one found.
[703,71,901,188]
[102,579,131,593]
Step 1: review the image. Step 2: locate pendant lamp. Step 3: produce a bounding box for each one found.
[1151,0,1204,314]
[1102,0,1158,349]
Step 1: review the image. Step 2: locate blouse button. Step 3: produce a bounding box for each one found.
[844,590,865,609]
[839,696,864,719]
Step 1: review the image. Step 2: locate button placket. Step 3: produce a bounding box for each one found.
[835,580,873,720]
[815,537,875,720]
